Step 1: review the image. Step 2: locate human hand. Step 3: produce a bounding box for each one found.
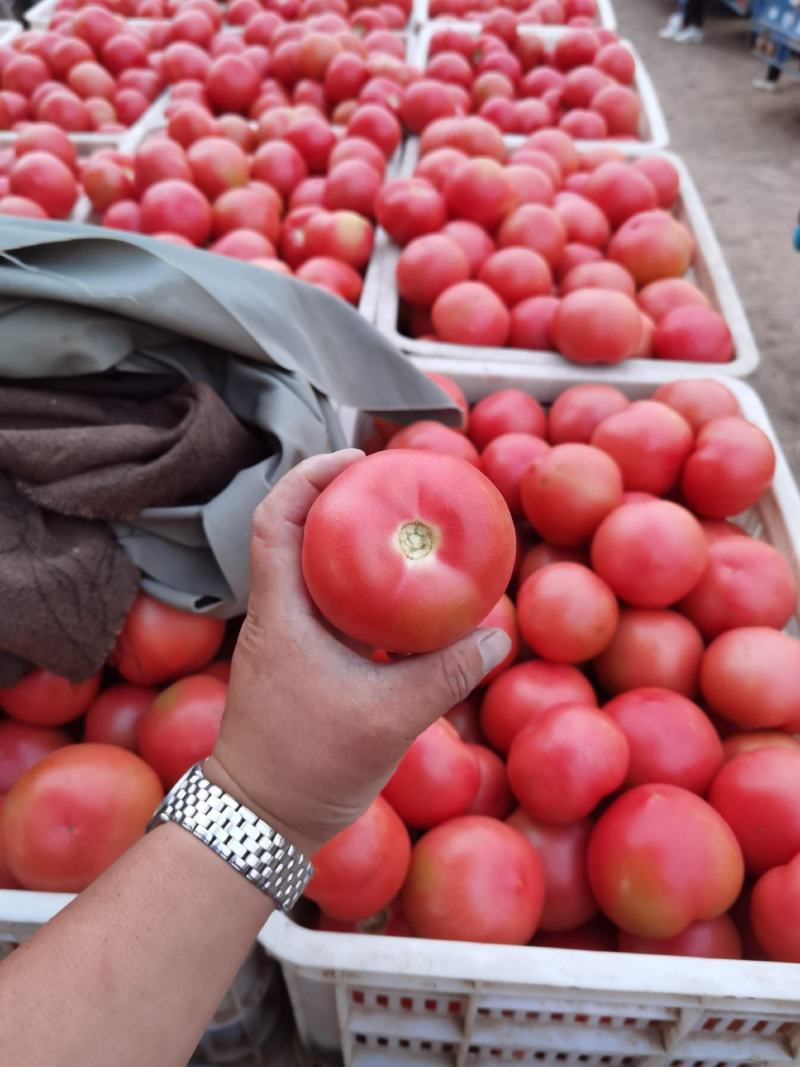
[208,450,511,858]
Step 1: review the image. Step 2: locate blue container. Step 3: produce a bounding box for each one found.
[751,0,800,75]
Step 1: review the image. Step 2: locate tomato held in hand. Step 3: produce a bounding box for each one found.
[383,719,480,828]
[618,916,742,960]
[137,674,227,788]
[306,797,411,923]
[587,783,744,938]
[111,593,225,685]
[507,810,597,931]
[0,720,71,792]
[517,562,618,664]
[0,670,100,727]
[603,688,723,794]
[402,815,545,944]
[477,594,519,683]
[302,450,516,654]
[2,743,163,892]
[508,703,629,823]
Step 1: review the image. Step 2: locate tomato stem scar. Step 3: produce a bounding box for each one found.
[398,521,434,560]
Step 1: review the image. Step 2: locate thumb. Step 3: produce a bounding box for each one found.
[384,628,512,737]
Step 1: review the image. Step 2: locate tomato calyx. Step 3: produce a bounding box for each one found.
[398,520,436,560]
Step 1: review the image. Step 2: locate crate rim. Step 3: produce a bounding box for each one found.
[411,0,618,32]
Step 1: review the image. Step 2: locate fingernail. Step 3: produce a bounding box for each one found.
[477,629,512,675]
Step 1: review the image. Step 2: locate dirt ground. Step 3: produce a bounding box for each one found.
[615,0,800,475]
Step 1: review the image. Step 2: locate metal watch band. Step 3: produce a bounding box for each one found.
[147,761,313,913]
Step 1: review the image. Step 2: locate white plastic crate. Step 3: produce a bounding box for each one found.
[408,23,668,154]
[411,0,618,31]
[370,144,759,379]
[0,19,22,45]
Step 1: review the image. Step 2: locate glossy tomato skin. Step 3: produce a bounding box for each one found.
[382,719,480,828]
[479,433,550,518]
[0,670,100,726]
[507,809,597,931]
[700,627,800,729]
[603,688,723,794]
[301,450,516,654]
[593,608,704,697]
[480,660,597,754]
[432,281,511,347]
[0,720,71,792]
[547,384,629,445]
[588,783,744,938]
[652,379,739,431]
[721,731,800,763]
[517,562,618,664]
[591,400,693,496]
[111,593,225,685]
[751,852,800,962]
[137,674,227,788]
[618,916,742,960]
[402,815,545,944]
[306,796,411,922]
[466,743,513,818]
[709,748,800,875]
[386,421,480,466]
[681,417,775,519]
[508,703,629,823]
[468,389,547,450]
[83,684,157,750]
[2,743,163,892]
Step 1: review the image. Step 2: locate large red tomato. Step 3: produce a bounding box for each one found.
[10,151,78,218]
[111,593,225,685]
[466,743,513,818]
[402,815,545,943]
[396,233,470,308]
[517,562,618,663]
[508,703,629,823]
[547,384,629,445]
[139,178,212,245]
[700,627,800,728]
[681,417,775,518]
[477,593,519,683]
[593,607,704,696]
[637,278,710,323]
[301,450,516,653]
[443,157,518,230]
[2,743,163,892]
[618,916,742,960]
[480,660,597,753]
[587,783,744,937]
[83,684,157,750]
[479,433,550,518]
[0,670,100,726]
[591,400,693,495]
[652,379,739,431]
[604,688,723,794]
[468,389,547,449]
[709,748,800,874]
[507,810,596,931]
[653,305,733,363]
[432,281,511,346]
[306,796,411,921]
[386,421,480,465]
[382,719,480,828]
[0,719,71,792]
[751,852,800,962]
[137,674,227,788]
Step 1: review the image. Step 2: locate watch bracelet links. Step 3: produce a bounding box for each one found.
[147,761,314,913]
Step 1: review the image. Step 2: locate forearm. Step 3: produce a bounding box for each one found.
[0,822,273,1067]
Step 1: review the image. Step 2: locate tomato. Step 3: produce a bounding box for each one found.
[593,607,704,697]
[609,211,693,287]
[653,306,733,364]
[111,593,225,686]
[551,289,641,365]
[520,443,623,547]
[518,542,589,584]
[396,233,470,308]
[604,688,722,794]
[507,810,596,931]
[701,627,800,729]
[560,260,636,299]
[652,380,739,432]
[402,815,545,943]
[205,53,259,113]
[306,797,411,921]
[137,674,227,788]
[468,389,547,449]
[0,795,20,889]
[477,247,552,308]
[722,731,800,763]
[305,209,374,270]
[517,563,617,663]
[347,103,402,156]
[134,139,191,194]
[547,384,629,445]
[302,450,515,654]
[442,157,517,230]
[284,116,337,174]
[383,719,480,828]
[466,744,513,818]
[386,421,479,465]
[0,720,71,793]
[533,917,617,952]
[432,281,511,346]
[330,137,387,179]
[479,433,550,517]
[0,670,100,727]
[187,135,250,200]
[249,139,306,196]
[13,123,76,170]
[591,400,692,495]
[139,178,212,245]
[508,294,560,350]
[619,916,742,960]
[584,162,657,228]
[497,204,567,268]
[751,851,800,961]
[445,695,483,743]
[508,703,629,822]
[588,783,744,938]
[103,198,141,231]
[82,158,134,212]
[324,158,381,218]
[554,193,611,248]
[681,417,775,518]
[425,372,469,427]
[375,177,446,246]
[591,84,640,136]
[637,278,710,323]
[2,743,162,892]
[526,129,580,176]
[480,660,597,754]
[9,151,77,218]
[440,219,495,274]
[83,685,157,751]
[504,165,555,208]
[477,593,519,683]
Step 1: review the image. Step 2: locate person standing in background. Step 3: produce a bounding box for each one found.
[660,0,707,44]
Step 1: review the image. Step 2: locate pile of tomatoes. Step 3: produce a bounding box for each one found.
[306,373,800,965]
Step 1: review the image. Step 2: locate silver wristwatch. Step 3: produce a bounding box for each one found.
[147,761,313,913]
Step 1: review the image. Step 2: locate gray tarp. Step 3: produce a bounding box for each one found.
[0,219,459,617]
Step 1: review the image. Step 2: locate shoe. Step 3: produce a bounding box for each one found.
[659,13,683,38]
[673,25,704,43]
[753,76,778,92]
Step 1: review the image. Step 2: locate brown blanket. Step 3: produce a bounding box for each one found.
[0,374,264,686]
